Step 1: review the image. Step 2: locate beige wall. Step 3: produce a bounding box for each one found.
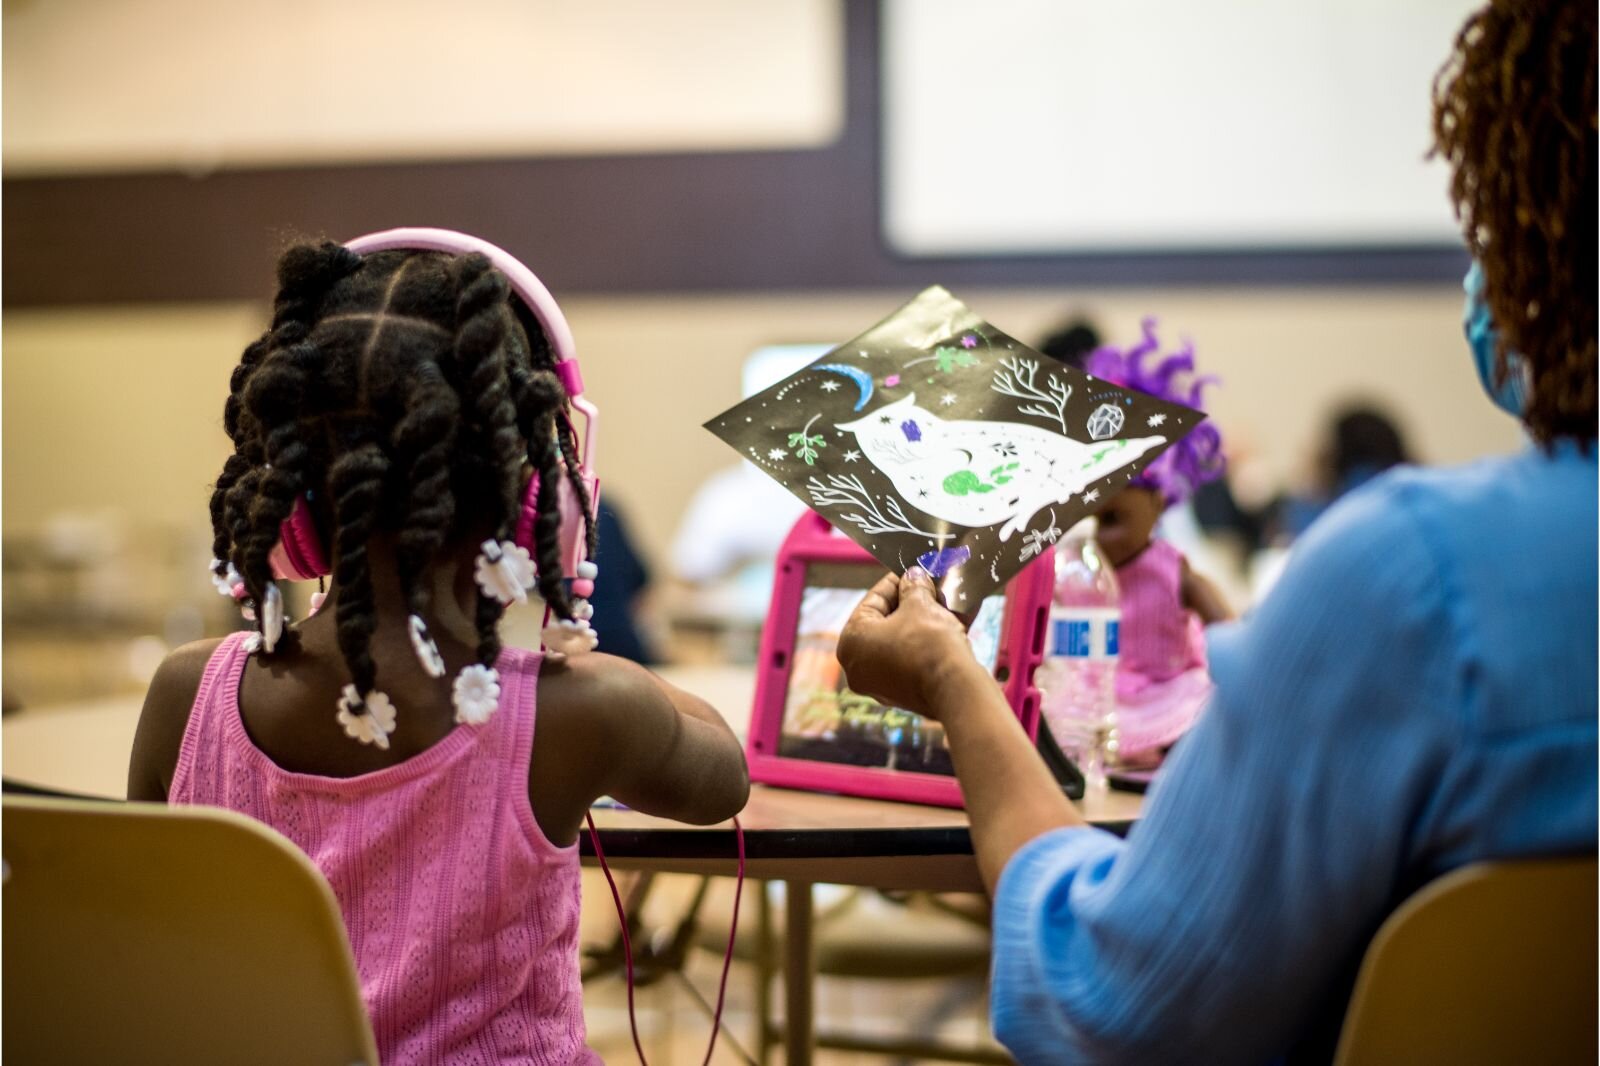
[3,286,1524,572]
[2,305,256,532]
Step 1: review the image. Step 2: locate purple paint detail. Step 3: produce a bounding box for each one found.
[900,419,922,442]
[960,333,978,349]
[884,374,901,387]
[917,545,971,578]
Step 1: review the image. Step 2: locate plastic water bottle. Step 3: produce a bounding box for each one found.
[1037,518,1121,790]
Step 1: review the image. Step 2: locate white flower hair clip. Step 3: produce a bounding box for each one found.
[211,559,258,622]
[210,558,243,597]
[260,584,286,653]
[336,685,398,749]
[542,611,599,657]
[408,615,447,678]
[474,539,535,606]
[452,664,501,725]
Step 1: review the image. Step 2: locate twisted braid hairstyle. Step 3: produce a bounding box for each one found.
[210,241,594,708]
[208,245,360,591]
[1432,0,1596,445]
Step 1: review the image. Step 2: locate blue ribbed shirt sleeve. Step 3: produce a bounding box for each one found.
[990,478,1467,1065]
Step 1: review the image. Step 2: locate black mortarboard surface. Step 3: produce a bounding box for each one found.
[704,286,1205,609]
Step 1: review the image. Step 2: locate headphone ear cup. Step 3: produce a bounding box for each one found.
[514,468,597,582]
[270,496,332,581]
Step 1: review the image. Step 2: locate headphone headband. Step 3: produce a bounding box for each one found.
[343,227,576,363]
[342,226,598,478]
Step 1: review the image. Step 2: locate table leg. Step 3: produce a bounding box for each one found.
[757,881,775,1065]
[580,872,656,982]
[784,880,815,1066]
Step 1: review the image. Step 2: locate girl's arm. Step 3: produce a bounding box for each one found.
[1180,557,1235,624]
[127,639,220,801]
[532,653,750,840]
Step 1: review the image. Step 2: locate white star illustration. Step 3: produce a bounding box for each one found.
[843,449,861,463]
[768,448,786,461]
[1148,413,1167,427]
[939,393,957,406]
[820,380,841,392]
[1082,488,1100,504]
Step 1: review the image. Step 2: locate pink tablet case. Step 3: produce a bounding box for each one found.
[746,511,1052,808]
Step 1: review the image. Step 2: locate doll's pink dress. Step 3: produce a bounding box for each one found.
[1114,538,1214,760]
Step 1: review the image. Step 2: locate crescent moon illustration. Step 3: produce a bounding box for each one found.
[815,363,875,411]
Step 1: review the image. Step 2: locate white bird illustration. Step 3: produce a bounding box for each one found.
[834,394,1166,540]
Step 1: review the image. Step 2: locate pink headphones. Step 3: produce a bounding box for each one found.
[266,227,600,591]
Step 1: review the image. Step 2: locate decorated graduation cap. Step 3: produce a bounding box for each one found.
[704,286,1208,609]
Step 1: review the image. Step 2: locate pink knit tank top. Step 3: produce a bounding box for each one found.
[170,632,599,1066]
[1114,538,1207,695]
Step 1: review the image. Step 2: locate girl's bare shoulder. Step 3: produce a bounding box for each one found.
[534,652,664,735]
[129,637,227,800]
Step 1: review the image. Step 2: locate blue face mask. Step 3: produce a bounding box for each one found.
[1463,261,1530,416]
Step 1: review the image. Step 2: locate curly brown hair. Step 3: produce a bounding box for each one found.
[211,242,595,711]
[1431,0,1596,444]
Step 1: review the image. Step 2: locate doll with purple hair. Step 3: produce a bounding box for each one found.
[1086,318,1233,768]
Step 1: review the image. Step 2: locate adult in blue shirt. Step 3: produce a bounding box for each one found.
[836,3,1596,1062]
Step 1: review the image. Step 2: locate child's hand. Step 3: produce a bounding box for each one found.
[837,567,982,720]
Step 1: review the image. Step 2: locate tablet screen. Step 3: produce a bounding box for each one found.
[777,563,1006,775]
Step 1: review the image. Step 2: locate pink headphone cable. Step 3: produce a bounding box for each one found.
[585,812,746,1066]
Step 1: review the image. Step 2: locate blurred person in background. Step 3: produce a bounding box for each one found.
[668,345,820,652]
[1273,403,1414,542]
[586,497,657,664]
[1037,315,1103,370]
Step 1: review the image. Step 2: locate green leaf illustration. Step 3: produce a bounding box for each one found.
[788,415,826,465]
[933,346,980,373]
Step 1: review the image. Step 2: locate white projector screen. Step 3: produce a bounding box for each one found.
[883,0,1479,255]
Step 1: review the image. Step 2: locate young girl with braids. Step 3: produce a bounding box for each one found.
[1081,319,1233,768]
[128,239,749,1065]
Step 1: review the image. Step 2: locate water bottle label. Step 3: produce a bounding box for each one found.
[1054,619,1092,657]
[1047,607,1120,661]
